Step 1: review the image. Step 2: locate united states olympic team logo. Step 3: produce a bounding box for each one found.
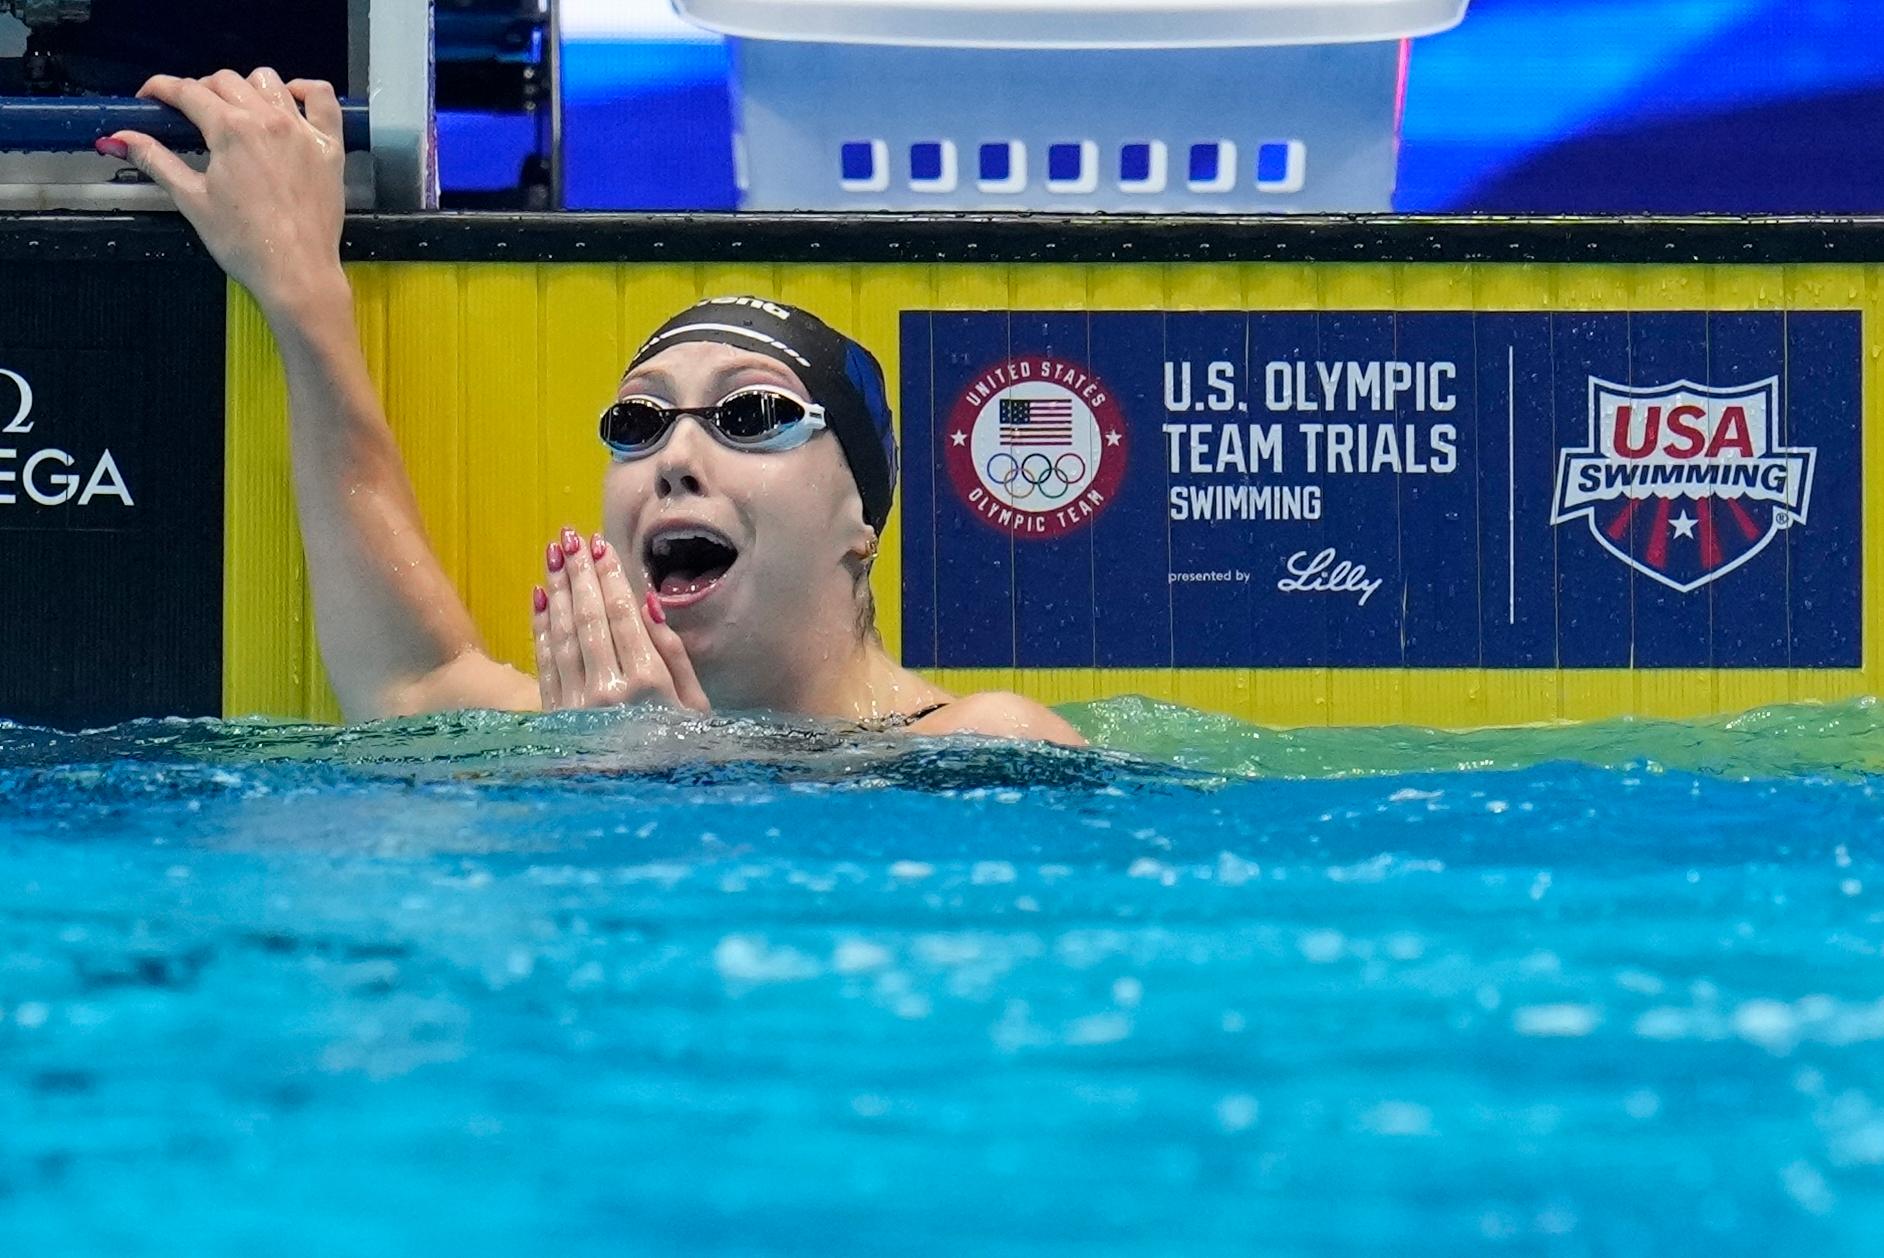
[1550,376,1815,593]
[944,355,1127,539]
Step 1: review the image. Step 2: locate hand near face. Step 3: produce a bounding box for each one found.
[533,528,708,713]
[108,70,347,316]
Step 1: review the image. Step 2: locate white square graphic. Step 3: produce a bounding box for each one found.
[1117,141,1168,194]
[1254,140,1308,194]
[838,139,890,193]
[1186,140,1237,194]
[908,140,960,193]
[1045,140,1099,195]
[976,140,1028,194]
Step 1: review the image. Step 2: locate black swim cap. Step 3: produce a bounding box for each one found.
[623,296,897,534]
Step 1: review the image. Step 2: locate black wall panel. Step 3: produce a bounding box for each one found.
[0,261,225,728]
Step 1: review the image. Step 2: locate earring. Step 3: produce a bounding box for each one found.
[859,537,879,570]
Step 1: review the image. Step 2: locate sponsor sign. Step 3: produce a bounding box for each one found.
[1550,377,1813,593]
[0,366,137,510]
[0,262,225,726]
[900,310,1862,669]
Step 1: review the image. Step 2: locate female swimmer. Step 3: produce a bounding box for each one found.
[102,68,1083,746]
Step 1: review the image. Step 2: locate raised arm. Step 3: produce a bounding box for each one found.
[109,69,536,720]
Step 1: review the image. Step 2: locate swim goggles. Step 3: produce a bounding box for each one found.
[599,385,827,459]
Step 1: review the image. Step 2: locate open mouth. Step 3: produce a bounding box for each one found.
[644,526,740,606]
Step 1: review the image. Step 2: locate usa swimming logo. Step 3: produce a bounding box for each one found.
[945,355,1128,539]
[1550,376,1814,593]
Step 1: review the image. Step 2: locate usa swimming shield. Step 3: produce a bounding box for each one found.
[1551,377,1815,594]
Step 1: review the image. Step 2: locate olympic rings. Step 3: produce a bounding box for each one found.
[1020,453,1062,501]
[973,394,1106,508]
[982,444,1088,503]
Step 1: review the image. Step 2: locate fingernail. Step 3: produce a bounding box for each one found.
[591,532,606,561]
[532,585,548,613]
[546,541,564,573]
[645,591,666,625]
[560,527,581,556]
[94,136,129,160]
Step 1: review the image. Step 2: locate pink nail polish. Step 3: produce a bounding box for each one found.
[532,585,548,613]
[591,533,606,561]
[94,136,129,160]
[645,591,666,625]
[560,527,581,556]
[546,542,564,573]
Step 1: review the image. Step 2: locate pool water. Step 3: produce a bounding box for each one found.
[5,698,1884,1254]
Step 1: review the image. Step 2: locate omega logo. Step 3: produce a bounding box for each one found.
[0,367,135,508]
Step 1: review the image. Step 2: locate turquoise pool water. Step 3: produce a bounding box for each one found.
[5,699,1884,1254]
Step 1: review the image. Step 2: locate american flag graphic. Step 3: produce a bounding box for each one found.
[998,397,1075,445]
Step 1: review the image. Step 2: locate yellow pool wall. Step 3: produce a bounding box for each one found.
[223,260,1882,727]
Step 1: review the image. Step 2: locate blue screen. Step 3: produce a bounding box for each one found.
[439,0,1884,213]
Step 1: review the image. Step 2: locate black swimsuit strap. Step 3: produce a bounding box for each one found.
[859,700,953,732]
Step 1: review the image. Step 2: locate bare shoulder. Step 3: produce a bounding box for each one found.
[905,691,1087,747]
[376,650,539,720]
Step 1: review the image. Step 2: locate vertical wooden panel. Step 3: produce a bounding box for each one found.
[1005,263,1099,712]
[1786,263,1872,705]
[1550,266,1631,722]
[1707,265,1788,717]
[1241,260,1331,726]
[773,265,857,328]
[1083,263,1176,710]
[929,263,1017,697]
[539,265,622,549]
[1469,263,1557,726]
[1317,264,1403,725]
[383,264,467,587]
[695,262,780,305]
[462,264,543,674]
[1157,262,1242,720]
[619,263,704,350]
[1625,264,1718,720]
[854,263,934,663]
[1865,266,1884,704]
[223,283,306,718]
[1396,262,1484,728]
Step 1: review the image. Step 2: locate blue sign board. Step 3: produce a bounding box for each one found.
[899,310,1862,670]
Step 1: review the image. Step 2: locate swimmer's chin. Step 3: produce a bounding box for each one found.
[659,575,743,662]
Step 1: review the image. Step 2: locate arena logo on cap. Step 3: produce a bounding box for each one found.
[945,356,1127,539]
[697,295,793,321]
[1550,376,1814,593]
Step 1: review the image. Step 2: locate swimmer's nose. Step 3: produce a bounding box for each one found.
[654,416,711,501]
[657,466,703,499]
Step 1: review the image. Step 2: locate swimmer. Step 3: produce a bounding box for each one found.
[105,68,1084,746]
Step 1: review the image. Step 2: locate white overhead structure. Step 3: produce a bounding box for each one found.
[670,0,1471,212]
[562,0,710,40]
[674,0,1468,48]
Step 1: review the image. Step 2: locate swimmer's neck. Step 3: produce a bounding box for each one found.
[700,638,948,723]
